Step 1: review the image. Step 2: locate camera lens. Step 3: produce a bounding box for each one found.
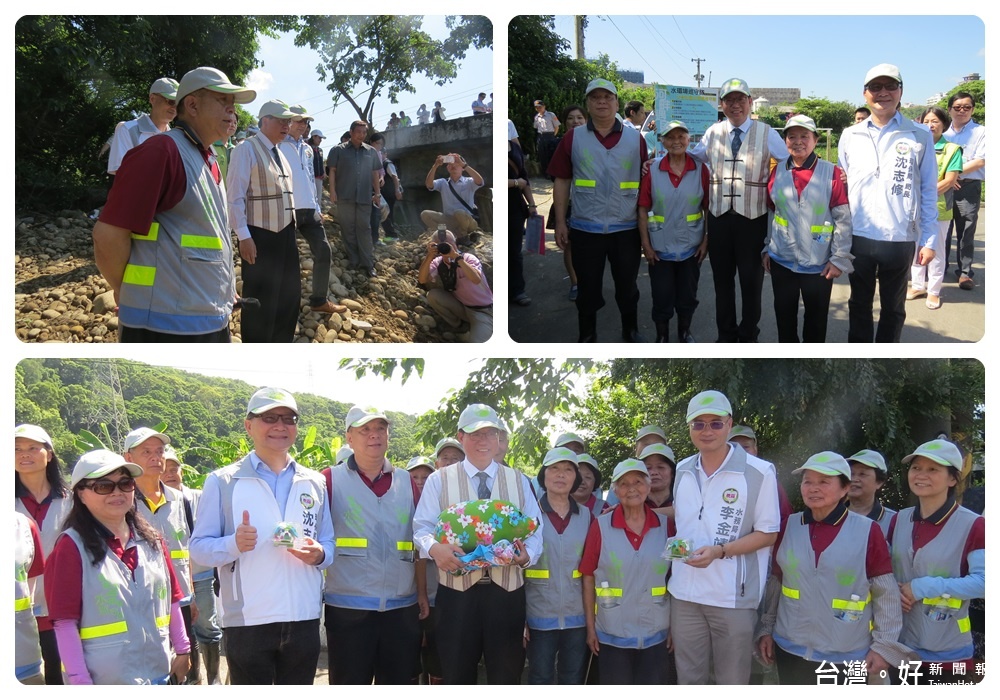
[436,243,451,254]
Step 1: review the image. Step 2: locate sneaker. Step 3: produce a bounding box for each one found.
[568,284,579,302]
[512,293,531,306]
[959,275,975,290]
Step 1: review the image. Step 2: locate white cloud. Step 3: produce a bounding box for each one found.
[246,68,274,93]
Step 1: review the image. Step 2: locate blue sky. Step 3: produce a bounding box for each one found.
[242,16,493,137]
[551,15,985,105]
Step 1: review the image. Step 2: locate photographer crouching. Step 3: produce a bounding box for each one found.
[418,227,493,342]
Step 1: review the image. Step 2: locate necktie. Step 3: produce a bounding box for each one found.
[271,146,286,174]
[475,472,490,499]
[731,128,743,157]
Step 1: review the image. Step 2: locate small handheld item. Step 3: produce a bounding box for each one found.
[441,155,455,164]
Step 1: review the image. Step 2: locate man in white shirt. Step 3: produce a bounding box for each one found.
[107,77,179,175]
[533,99,560,178]
[944,91,986,290]
[472,93,489,115]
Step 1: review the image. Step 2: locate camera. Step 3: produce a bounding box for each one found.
[441,155,455,164]
[436,242,452,255]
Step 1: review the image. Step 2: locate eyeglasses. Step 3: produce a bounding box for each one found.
[81,476,136,495]
[950,104,973,112]
[865,81,900,93]
[257,414,298,425]
[690,420,727,431]
[722,95,748,105]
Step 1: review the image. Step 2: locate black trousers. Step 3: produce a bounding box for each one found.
[39,628,62,685]
[294,208,332,306]
[847,236,915,343]
[224,620,320,685]
[435,583,526,684]
[119,326,230,342]
[706,211,767,342]
[598,641,668,684]
[948,179,981,277]
[570,227,641,334]
[240,222,301,343]
[509,204,528,298]
[647,255,700,325]
[769,260,834,343]
[324,604,421,684]
[380,181,398,237]
[536,133,558,179]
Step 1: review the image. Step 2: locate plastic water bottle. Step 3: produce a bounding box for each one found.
[926,594,953,621]
[647,211,662,232]
[835,594,863,623]
[598,581,616,609]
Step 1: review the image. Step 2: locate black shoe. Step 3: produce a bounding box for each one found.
[679,329,696,343]
[367,267,377,278]
[622,328,646,343]
[512,293,531,306]
[578,312,598,342]
[654,321,669,343]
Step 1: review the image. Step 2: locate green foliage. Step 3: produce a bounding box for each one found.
[338,358,425,385]
[793,97,857,133]
[938,80,985,125]
[754,106,786,129]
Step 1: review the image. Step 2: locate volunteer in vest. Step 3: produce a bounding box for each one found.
[907,107,963,310]
[944,92,986,292]
[124,427,200,684]
[888,439,985,682]
[14,423,73,684]
[107,76,178,175]
[162,444,223,685]
[838,63,938,343]
[690,78,789,343]
[434,436,465,469]
[670,390,781,684]
[579,459,672,684]
[407,455,444,684]
[14,511,45,684]
[571,453,605,517]
[189,387,334,685]
[412,403,544,684]
[846,449,896,539]
[548,78,649,343]
[604,425,668,511]
[524,447,592,684]
[321,406,421,685]
[44,450,191,685]
[93,67,254,342]
[228,100,300,343]
[638,119,709,343]
[638,442,676,509]
[755,452,908,684]
[280,104,347,317]
[763,114,853,343]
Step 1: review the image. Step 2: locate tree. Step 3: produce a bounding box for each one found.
[294,15,490,124]
[793,97,857,133]
[938,79,986,125]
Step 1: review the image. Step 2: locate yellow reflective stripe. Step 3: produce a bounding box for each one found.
[396,542,413,551]
[524,570,550,579]
[651,586,666,597]
[79,620,128,640]
[810,225,834,233]
[180,234,224,250]
[596,588,622,597]
[774,216,788,226]
[832,596,870,612]
[155,614,171,629]
[782,586,799,600]
[14,597,31,612]
[923,596,962,609]
[649,216,665,223]
[170,549,189,560]
[574,179,596,187]
[336,538,368,548]
[958,617,971,633]
[620,182,639,190]
[686,212,703,222]
[131,222,160,241]
[572,570,582,579]
[122,264,156,287]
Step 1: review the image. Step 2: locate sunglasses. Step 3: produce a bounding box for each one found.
[257,414,298,425]
[865,81,900,93]
[690,420,727,431]
[950,104,973,112]
[81,476,137,495]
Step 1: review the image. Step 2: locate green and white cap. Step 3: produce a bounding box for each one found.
[176,66,256,104]
[611,458,649,484]
[163,444,181,465]
[585,78,618,97]
[406,456,435,471]
[543,447,580,467]
[577,453,598,469]
[720,77,751,98]
[289,104,313,121]
[458,404,502,433]
[433,437,465,459]
[15,424,53,447]
[686,390,733,422]
[638,442,676,465]
[847,449,888,474]
[247,387,298,416]
[659,120,689,136]
[791,451,851,480]
[259,99,296,120]
[729,425,757,442]
[123,426,171,452]
[345,405,389,430]
[70,449,143,490]
[149,77,179,99]
[901,439,962,470]
[335,446,354,464]
[636,425,666,441]
[554,432,585,448]
[783,114,817,133]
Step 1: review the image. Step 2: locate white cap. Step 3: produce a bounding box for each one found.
[15,424,53,447]
[611,458,649,484]
[123,427,170,452]
[554,432,585,448]
[864,63,903,87]
[70,449,143,490]
[543,447,580,467]
[258,99,296,120]
[289,104,313,121]
[311,129,326,139]
[149,77,179,99]
[247,387,298,416]
[638,443,676,465]
[335,446,354,464]
[686,390,733,422]
[406,456,435,471]
[162,444,181,465]
[901,439,963,471]
[176,66,256,104]
[345,405,389,430]
[847,449,887,474]
[783,114,818,133]
[636,425,666,442]
[434,437,465,459]
[791,451,852,480]
[457,404,502,433]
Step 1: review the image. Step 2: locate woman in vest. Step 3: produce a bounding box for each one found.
[14,512,45,684]
[908,108,964,310]
[756,452,908,684]
[43,450,191,685]
[580,459,671,684]
[889,440,985,683]
[525,448,592,684]
[638,120,709,343]
[572,453,606,517]
[763,114,853,343]
[14,424,73,684]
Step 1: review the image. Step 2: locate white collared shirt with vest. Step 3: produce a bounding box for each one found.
[525,497,591,631]
[108,113,168,173]
[14,512,42,679]
[324,460,418,611]
[118,127,235,335]
[58,528,173,684]
[774,510,875,662]
[592,509,670,649]
[669,443,781,609]
[15,494,72,618]
[278,135,319,211]
[890,505,980,661]
[231,133,296,234]
[569,123,642,233]
[137,483,194,604]
[701,119,774,219]
[647,156,706,260]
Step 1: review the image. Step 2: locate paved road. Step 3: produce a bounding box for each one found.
[510,182,985,344]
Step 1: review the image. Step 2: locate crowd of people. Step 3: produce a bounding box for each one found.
[511,64,984,343]
[14,387,984,685]
[91,67,492,344]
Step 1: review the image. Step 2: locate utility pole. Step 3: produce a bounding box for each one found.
[691,58,706,88]
[575,15,587,59]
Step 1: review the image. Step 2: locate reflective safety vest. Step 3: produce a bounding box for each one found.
[934,141,962,221]
[891,505,979,661]
[60,528,172,685]
[768,158,837,274]
[118,128,235,335]
[569,125,642,233]
[774,511,874,661]
[137,484,193,602]
[525,504,590,630]
[647,157,705,261]
[16,494,71,617]
[324,462,417,611]
[593,510,670,649]
[14,513,42,679]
